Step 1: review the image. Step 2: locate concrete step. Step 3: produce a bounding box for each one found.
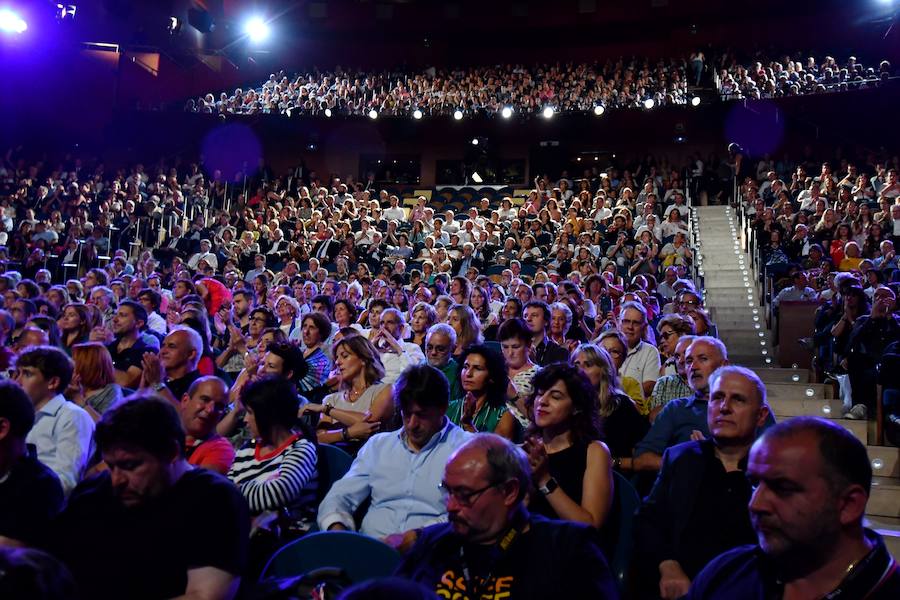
[870,446,900,479]
[751,368,811,384]
[868,477,900,518]
[833,418,868,443]
[768,396,842,418]
[765,382,832,400]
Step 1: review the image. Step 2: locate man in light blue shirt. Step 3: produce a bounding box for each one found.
[318,364,471,538]
[14,346,94,496]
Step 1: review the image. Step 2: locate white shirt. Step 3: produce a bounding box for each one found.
[378,341,426,384]
[26,394,94,496]
[620,341,661,399]
[383,207,406,221]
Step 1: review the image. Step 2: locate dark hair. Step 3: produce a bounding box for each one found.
[232,288,254,303]
[457,344,509,408]
[331,300,357,326]
[250,306,278,328]
[759,416,872,495]
[14,346,74,393]
[0,547,79,600]
[302,311,333,340]
[137,288,161,311]
[311,294,335,315]
[14,298,36,319]
[0,380,35,438]
[241,376,304,442]
[118,299,148,329]
[523,300,551,323]
[395,364,450,413]
[95,395,186,460]
[497,317,532,344]
[368,298,389,312]
[265,341,309,383]
[27,316,61,347]
[16,279,40,299]
[527,364,602,445]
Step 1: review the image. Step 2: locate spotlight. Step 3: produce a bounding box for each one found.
[167,16,180,34]
[57,4,77,21]
[368,109,378,120]
[501,106,513,119]
[0,9,27,34]
[471,172,483,184]
[643,98,655,109]
[471,138,479,146]
[691,96,701,107]
[542,106,554,119]
[453,109,464,120]
[324,108,332,118]
[413,109,423,120]
[593,105,605,116]
[244,17,270,43]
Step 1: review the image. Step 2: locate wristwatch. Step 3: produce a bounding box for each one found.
[151,382,167,393]
[539,477,559,496]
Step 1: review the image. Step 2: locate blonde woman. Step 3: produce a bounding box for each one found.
[571,343,649,469]
[448,304,484,359]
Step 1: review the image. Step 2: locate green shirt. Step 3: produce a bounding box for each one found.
[438,358,463,401]
[447,397,508,434]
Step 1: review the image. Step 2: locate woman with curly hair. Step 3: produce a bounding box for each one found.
[447,344,517,440]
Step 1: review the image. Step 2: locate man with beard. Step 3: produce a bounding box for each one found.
[395,433,619,599]
[49,397,249,600]
[96,300,156,389]
[687,417,900,599]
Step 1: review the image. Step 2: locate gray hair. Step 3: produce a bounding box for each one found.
[167,326,203,371]
[688,335,729,361]
[709,365,767,406]
[425,322,457,348]
[455,433,531,503]
[550,302,573,329]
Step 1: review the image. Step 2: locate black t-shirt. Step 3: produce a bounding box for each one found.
[165,370,202,401]
[47,468,250,600]
[0,452,64,545]
[396,514,619,599]
[107,337,155,374]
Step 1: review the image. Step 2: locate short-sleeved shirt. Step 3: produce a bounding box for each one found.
[106,337,155,374]
[49,468,250,600]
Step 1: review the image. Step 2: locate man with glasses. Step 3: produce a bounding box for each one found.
[396,433,618,598]
[317,364,470,539]
[618,301,661,414]
[424,323,462,400]
[178,376,234,475]
[372,308,425,385]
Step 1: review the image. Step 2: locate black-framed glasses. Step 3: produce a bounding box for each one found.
[438,481,500,507]
[660,331,677,340]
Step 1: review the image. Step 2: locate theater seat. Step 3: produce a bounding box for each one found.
[261,530,401,582]
[316,444,354,503]
[610,470,641,596]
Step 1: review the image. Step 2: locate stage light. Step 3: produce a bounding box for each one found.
[413,109,423,120]
[471,138,479,146]
[453,109,464,120]
[167,16,181,35]
[57,4,77,21]
[542,106,554,119]
[471,172,483,184]
[368,109,378,120]
[501,106,513,119]
[593,105,605,116]
[691,96,701,107]
[643,98,655,109]
[324,108,332,118]
[0,9,27,34]
[244,17,270,43]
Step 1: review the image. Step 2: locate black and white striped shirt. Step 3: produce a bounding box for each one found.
[228,434,318,514]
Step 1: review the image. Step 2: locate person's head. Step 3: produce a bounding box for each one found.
[249,306,277,337]
[13,346,74,406]
[672,335,697,379]
[597,329,628,370]
[656,313,696,356]
[178,376,229,440]
[685,336,729,395]
[10,298,35,328]
[528,363,601,444]
[498,318,532,370]
[241,376,303,444]
[301,312,332,349]
[71,342,115,391]
[379,308,404,341]
[523,301,551,338]
[136,288,161,315]
[458,344,508,406]
[448,304,482,350]
[395,364,451,451]
[748,417,872,567]
[333,335,385,386]
[0,380,35,451]
[570,343,624,414]
[0,546,79,600]
[112,300,147,338]
[442,434,531,543]
[708,366,770,445]
[618,301,648,348]
[549,302,573,338]
[95,396,187,508]
[159,327,202,375]
[425,323,456,368]
[410,302,437,335]
[333,299,357,328]
[257,341,307,382]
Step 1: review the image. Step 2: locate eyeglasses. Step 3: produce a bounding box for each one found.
[660,331,677,340]
[438,481,500,507]
[426,344,450,353]
[678,299,700,307]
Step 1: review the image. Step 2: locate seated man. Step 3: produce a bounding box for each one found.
[49,396,250,600]
[179,376,234,475]
[0,380,65,547]
[13,346,93,496]
[635,366,771,599]
[688,417,900,599]
[371,308,426,385]
[97,300,157,389]
[141,326,204,403]
[318,364,470,538]
[395,433,618,598]
[425,323,462,400]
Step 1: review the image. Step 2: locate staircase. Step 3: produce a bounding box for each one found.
[693,205,900,558]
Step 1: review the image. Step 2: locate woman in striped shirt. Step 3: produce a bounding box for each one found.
[228,376,318,534]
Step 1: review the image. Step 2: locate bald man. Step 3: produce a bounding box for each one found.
[141,326,203,404]
[179,376,234,475]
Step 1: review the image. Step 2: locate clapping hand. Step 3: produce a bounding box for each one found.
[523,435,550,485]
[141,352,163,388]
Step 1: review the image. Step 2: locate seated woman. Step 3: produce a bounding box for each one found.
[406,302,437,350]
[597,329,645,408]
[655,313,696,376]
[229,376,318,536]
[67,342,124,421]
[304,335,393,447]
[448,304,484,360]
[498,318,539,432]
[58,302,92,356]
[296,312,334,404]
[571,343,649,466]
[447,344,517,439]
[523,363,614,529]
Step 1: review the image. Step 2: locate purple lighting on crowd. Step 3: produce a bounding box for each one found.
[0,8,27,34]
